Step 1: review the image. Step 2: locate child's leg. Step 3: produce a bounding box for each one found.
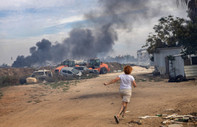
[114,102,125,124]
[122,102,128,118]
[117,102,127,118]
[117,102,124,118]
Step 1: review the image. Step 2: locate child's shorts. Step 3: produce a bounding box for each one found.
[119,89,132,102]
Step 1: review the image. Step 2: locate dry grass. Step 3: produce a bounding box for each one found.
[0,76,19,87]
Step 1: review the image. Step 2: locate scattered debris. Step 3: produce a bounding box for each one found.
[164,114,178,119]
[139,115,159,119]
[134,113,197,126]
[162,119,174,124]
[128,120,142,125]
[161,113,197,126]
[164,114,194,120]
[156,114,163,117]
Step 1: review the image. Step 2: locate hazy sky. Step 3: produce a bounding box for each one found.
[0,0,187,65]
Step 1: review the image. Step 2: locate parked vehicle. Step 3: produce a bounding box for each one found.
[74,66,100,74]
[60,67,82,77]
[74,66,89,73]
[54,65,66,74]
[89,69,99,74]
[31,69,53,81]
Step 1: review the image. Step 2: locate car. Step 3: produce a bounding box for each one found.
[89,69,99,74]
[31,69,53,81]
[74,66,100,75]
[74,66,89,73]
[60,67,82,77]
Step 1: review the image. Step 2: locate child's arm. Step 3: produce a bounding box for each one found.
[132,80,137,88]
[104,77,120,86]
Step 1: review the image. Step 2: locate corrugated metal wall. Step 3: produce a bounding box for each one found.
[184,65,197,77]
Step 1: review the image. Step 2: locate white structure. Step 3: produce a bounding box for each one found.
[154,47,185,77]
[137,49,150,66]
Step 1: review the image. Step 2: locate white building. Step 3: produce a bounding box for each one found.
[153,47,185,77]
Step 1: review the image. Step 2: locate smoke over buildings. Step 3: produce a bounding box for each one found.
[12,0,172,67]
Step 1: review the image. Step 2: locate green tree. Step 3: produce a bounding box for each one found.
[178,0,197,54]
[177,21,197,55]
[144,15,197,55]
[143,15,186,54]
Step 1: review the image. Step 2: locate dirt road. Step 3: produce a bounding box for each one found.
[0,67,197,127]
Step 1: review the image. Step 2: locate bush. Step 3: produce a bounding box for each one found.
[0,76,19,87]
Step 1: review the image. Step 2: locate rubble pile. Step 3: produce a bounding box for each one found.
[128,112,197,127]
[160,113,197,127]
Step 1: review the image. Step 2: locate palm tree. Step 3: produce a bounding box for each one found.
[177,0,197,22]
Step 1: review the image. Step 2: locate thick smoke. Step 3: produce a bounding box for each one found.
[86,0,160,29]
[12,0,166,67]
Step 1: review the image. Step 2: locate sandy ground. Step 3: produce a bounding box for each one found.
[0,67,197,127]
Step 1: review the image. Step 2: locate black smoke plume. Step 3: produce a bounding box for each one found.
[12,0,167,67]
